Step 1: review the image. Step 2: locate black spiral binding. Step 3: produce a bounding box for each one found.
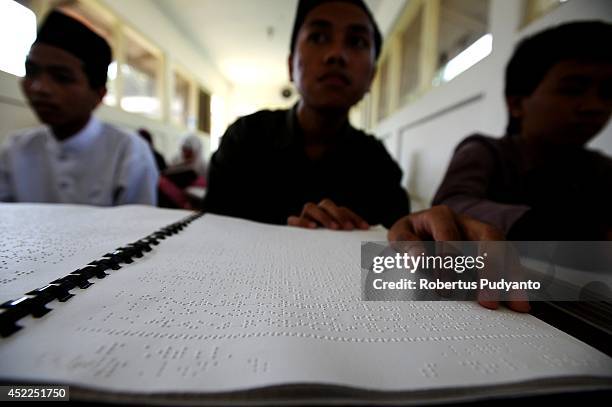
[0,211,204,338]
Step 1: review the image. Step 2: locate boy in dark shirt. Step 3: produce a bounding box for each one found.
[205,0,528,313]
[433,22,612,240]
[204,0,409,229]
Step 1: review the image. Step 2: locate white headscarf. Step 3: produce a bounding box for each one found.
[171,133,207,177]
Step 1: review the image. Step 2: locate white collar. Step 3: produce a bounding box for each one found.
[50,116,103,152]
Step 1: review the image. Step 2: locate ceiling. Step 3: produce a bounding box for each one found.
[152,0,385,89]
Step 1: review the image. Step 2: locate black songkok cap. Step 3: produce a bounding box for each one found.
[289,0,383,60]
[34,10,112,88]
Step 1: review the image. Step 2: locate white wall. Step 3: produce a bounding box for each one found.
[226,83,298,125]
[0,72,37,140]
[99,0,230,98]
[374,0,612,211]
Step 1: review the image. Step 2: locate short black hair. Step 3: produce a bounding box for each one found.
[504,21,612,135]
[138,128,153,145]
[289,0,383,60]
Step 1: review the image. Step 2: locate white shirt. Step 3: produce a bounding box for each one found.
[0,117,159,206]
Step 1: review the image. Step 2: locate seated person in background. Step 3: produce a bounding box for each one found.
[0,10,158,206]
[204,0,526,312]
[138,128,167,172]
[433,21,612,240]
[159,133,207,209]
[168,133,207,179]
[204,0,409,229]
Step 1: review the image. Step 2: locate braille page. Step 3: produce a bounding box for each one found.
[0,203,192,302]
[0,214,611,397]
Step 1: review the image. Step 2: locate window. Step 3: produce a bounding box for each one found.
[53,1,162,116]
[105,61,118,105]
[399,6,423,104]
[197,88,211,134]
[435,0,491,83]
[7,0,215,134]
[172,70,192,128]
[121,29,161,117]
[0,0,37,77]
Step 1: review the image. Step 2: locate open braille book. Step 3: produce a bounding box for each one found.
[0,203,610,404]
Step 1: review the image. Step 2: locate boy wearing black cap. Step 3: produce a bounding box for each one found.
[0,10,158,205]
[204,0,408,229]
[433,21,612,240]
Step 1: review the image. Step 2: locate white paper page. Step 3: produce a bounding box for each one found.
[0,203,192,302]
[0,214,611,395]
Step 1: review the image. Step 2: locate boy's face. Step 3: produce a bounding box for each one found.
[21,43,105,128]
[289,2,377,112]
[509,59,612,147]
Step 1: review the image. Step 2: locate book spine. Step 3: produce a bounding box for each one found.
[0,212,204,338]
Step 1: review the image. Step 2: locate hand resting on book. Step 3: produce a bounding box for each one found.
[388,205,530,313]
[287,199,370,230]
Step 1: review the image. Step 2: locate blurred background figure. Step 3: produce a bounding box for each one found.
[138,128,167,172]
[169,133,207,178]
[159,133,207,209]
